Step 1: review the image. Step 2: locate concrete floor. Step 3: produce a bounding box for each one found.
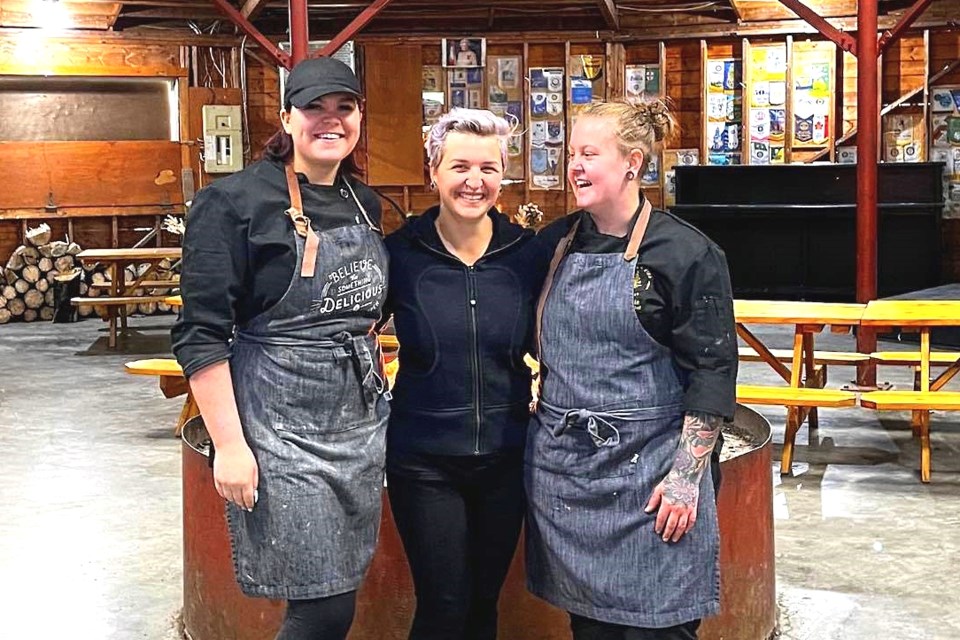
[1,317,958,639]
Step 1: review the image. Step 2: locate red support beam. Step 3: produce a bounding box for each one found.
[317,0,394,58]
[210,0,290,70]
[289,0,309,65]
[776,0,858,54]
[877,0,934,54]
[855,0,879,386]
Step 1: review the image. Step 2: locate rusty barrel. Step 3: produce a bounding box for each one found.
[180,404,774,639]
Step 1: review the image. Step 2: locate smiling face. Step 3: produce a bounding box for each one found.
[431,131,503,223]
[567,115,642,216]
[281,92,361,175]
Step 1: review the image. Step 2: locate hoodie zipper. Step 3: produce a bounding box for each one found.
[415,231,526,455]
[466,265,482,454]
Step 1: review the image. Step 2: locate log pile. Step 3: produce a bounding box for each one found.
[0,224,179,325]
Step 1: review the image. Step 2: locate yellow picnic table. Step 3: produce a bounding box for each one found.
[859,300,960,482]
[734,300,866,474]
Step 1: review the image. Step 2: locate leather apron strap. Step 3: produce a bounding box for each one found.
[534,198,654,397]
[284,164,321,278]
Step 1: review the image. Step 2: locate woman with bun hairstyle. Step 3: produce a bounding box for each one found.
[526,100,737,639]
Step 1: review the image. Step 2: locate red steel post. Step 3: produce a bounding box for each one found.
[856,0,879,385]
[289,0,310,66]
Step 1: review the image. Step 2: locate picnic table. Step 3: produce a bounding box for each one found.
[859,300,960,482]
[73,247,182,347]
[734,300,865,474]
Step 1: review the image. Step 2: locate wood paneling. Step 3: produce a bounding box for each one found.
[882,34,926,104]
[842,50,857,138]
[732,0,857,22]
[665,41,702,149]
[245,58,280,161]
[930,29,960,84]
[363,44,425,186]
[0,35,184,76]
[0,141,184,211]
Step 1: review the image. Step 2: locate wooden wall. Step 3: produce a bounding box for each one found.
[2,26,960,282]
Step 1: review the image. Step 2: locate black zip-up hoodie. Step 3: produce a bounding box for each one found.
[383,206,548,456]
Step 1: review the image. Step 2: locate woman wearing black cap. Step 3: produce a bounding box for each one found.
[173,56,390,639]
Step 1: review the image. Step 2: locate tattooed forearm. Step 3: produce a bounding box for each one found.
[661,411,723,507]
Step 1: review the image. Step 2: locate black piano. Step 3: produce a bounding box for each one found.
[671,163,945,301]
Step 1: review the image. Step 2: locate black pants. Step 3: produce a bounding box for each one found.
[386,449,526,640]
[276,591,357,640]
[570,614,700,640]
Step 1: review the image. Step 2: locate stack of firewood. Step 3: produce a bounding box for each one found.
[76,259,179,319]
[0,225,81,324]
[0,224,179,324]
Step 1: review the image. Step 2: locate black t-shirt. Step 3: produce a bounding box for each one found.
[537,202,738,420]
[171,158,383,377]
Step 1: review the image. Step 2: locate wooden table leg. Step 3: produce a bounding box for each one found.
[175,392,200,437]
[919,410,931,483]
[108,307,117,348]
[780,406,800,475]
[803,333,819,431]
[919,329,931,482]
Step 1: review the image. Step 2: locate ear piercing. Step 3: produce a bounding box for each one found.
[626,171,636,180]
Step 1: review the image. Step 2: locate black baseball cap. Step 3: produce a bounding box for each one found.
[284,57,362,109]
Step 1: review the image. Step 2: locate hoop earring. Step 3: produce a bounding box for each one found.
[430,181,437,191]
[625,171,636,181]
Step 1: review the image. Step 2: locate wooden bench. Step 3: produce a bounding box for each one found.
[72,295,172,347]
[869,351,960,366]
[738,347,869,366]
[738,347,867,387]
[860,390,960,482]
[88,280,180,289]
[125,358,197,435]
[736,384,858,475]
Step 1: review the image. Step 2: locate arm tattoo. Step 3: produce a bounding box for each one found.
[661,411,723,508]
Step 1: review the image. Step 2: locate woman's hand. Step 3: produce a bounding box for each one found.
[187,360,259,511]
[644,411,722,543]
[214,441,260,511]
[645,472,699,543]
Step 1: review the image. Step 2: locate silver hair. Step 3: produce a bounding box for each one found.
[425,108,514,170]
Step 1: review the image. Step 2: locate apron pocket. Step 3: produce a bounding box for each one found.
[270,349,377,435]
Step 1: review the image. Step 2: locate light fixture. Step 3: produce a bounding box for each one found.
[32,0,71,31]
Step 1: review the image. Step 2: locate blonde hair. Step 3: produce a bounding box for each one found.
[425,108,514,170]
[578,99,678,176]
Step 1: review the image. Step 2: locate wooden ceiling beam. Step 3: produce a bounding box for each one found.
[775,0,857,53]
[597,0,619,30]
[728,0,744,21]
[240,0,269,20]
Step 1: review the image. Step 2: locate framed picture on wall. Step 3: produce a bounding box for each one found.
[442,38,486,68]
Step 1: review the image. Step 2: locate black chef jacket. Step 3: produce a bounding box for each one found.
[171,158,383,378]
[537,201,738,421]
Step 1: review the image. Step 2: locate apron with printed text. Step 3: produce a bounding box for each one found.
[226,168,390,600]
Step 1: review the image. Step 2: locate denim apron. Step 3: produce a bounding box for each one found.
[226,165,390,600]
[525,203,720,628]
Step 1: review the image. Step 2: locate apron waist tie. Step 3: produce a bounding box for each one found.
[235,330,388,399]
[540,400,659,449]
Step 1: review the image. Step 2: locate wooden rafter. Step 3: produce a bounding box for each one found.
[240,0,269,20]
[776,0,857,54]
[597,0,619,31]
[728,0,744,22]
